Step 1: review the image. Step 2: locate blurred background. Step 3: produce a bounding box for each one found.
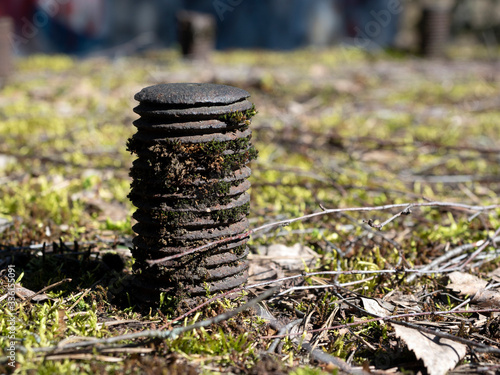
[0,0,499,246]
[0,0,499,56]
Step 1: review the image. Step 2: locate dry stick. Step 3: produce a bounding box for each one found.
[459,226,500,270]
[170,266,461,323]
[262,308,500,355]
[367,204,413,230]
[341,212,402,249]
[147,201,500,266]
[28,286,279,354]
[253,268,464,296]
[267,318,303,353]
[301,341,371,375]
[406,235,500,283]
[162,286,247,329]
[265,315,370,375]
[68,288,92,313]
[147,231,251,266]
[24,278,72,303]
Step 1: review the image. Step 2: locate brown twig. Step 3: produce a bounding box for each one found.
[162,286,247,330]
[406,235,500,283]
[262,307,500,355]
[365,204,413,230]
[24,278,72,303]
[27,286,279,354]
[459,226,500,270]
[147,201,499,266]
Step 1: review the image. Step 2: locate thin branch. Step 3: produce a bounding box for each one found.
[262,308,500,355]
[366,204,413,230]
[147,201,499,266]
[163,286,247,329]
[253,201,499,236]
[146,231,251,265]
[267,318,303,353]
[22,278,72,303]
[406,235,500,283]
[341,212,402,249]
[459,226,500,270]
[302,342,371,375]
[28,286,278,354]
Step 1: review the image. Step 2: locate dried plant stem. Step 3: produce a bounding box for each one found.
[406,234,500,283]
[162,286,247,329]
[147,201,499,266]
[267,318,302,353]
[459,226,500,269]
[263,308,500,354]
[302,341,371,375]
[24,278,72,302]
[27,286,278,354]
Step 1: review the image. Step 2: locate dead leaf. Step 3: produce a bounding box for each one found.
[471,289,500,308]
[489,267,500,282]
[447,271,500,308]
[247,262,283,286]
[384,291,422,312]
[254,243,319,271]
[447,272,488,295]
[361,297,394,318]
[393,324,467,375]
[57,309,67,336]
[15,285,50,302]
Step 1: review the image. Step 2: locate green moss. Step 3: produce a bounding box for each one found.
[2,47,500,375]
[146,202,250,226]
[218,105,257,126]
[128,144,257,190]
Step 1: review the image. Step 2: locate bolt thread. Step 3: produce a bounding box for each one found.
[128,83,256,304]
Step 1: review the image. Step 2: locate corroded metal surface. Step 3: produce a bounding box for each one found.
[0,18,13,87]
[419,7,451,58]
[134,83,249,106]
[133,99,254,119]
[128,83,256,303]
[177,11,216,61]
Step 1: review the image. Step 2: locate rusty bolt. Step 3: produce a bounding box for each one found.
[177,11,216,61]
[128,83,257,305]
[419,6,451,58]
[0,17,13,87]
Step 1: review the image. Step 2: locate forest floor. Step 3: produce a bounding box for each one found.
[0,45,500,374]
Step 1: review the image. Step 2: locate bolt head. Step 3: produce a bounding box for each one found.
[134,83,250,107]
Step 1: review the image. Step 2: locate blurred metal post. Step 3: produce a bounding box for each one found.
[419,6,452,58]
[0,17,13,87]
[177,10,216,60]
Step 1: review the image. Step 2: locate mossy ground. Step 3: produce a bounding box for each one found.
[0,45,499,374]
